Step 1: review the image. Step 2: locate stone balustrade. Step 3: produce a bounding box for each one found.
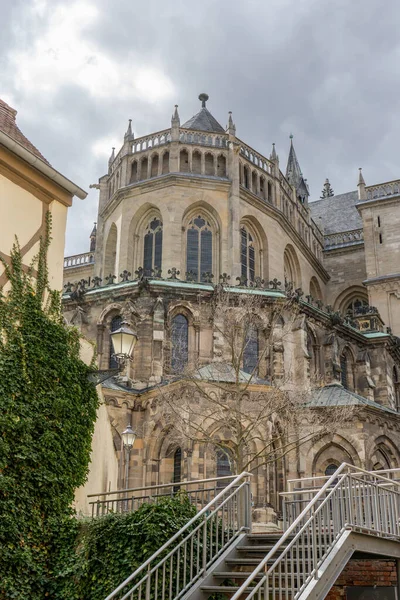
[179,128,228,148]
[237,138,273,175]
[64,252,95,269]
[130,129,171,154]
[366,179,400,200]
[324,228,364,249]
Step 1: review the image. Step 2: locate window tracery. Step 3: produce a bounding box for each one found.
[241,227,256,284]
[143,217,163,275]
[171,314,189,373]
[243,325,259,375]
[186,215,213,282]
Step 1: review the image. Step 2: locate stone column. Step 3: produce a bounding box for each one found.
[227,136,241,281]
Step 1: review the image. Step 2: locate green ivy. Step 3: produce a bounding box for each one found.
[48,495,197,600]
[0,214,99,599]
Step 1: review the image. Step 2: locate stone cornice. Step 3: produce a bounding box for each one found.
[363,272,400,286]
[100,172,231,220]
[323,242,364,256]
[356,195,400,211]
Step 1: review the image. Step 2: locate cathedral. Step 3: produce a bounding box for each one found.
[63,94,400,521]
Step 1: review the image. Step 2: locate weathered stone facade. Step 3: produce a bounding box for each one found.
[63,96,400,519]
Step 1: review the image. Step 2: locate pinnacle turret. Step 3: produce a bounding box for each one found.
[286,135,309,204]
[90,222,97,252]
[357,167,366,200]
[270,142,278,161]
[227,111,236,136]
[124,119,134,142]
[320,178,334,199]
[109,147,115,165]
[171,105,180,126]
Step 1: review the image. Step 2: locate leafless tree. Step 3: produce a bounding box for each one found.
[157,287,353,475]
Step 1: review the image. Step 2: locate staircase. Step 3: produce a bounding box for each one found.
[196,532,293,599]
[104,465,400,600]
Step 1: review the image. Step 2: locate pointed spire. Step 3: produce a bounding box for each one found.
[357,167,366,200]
[109,147,115,166]
[270,142,278,161]
[171,104,180,125]
[286,135,309,204]
[227,111,236,136]
[90,222,97,252]
[124,119,134,141]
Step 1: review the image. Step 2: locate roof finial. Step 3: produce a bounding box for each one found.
[109,147,115,164]
[358,167,365,186]
[270,142,277,161]
[199,93,209,108]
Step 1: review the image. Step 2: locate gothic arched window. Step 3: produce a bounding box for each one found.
[109,315,122,368]
[143,217,163,276]
[394,366,400,411]
[340,354,348,389]
[241,227,255,285]
[186,215,213,282]
[325,464,338,478]
[173,448,182,483]
[345,297,368,314]
[216,449,233,487]
[171,314,189,373]
[243,325,259,375]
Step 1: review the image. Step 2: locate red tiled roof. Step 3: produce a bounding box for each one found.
[0,98,51,165]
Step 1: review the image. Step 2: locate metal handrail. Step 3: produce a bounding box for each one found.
[287,467,400,490]
[231,463,400,600]
[88,474,238,498]
[104,472,252,600]
[90,475,242,517]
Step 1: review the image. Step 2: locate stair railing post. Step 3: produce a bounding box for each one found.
[202,515,207,575]
[145,564,151,600]
[245,481,252,532]
[311,505,318,580]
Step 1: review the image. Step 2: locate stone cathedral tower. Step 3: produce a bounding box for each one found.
[63,95,400,519]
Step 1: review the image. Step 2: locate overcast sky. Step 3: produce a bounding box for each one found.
[1,0,400,255]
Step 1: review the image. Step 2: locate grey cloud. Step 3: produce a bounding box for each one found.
[1,0,400,255]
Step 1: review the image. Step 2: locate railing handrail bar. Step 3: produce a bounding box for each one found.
[104,471,251,600]
[287,466,400,485]
[89,474,239,499]
[131,481,249,588]
[282,478,400,498]
[230,463,400,600]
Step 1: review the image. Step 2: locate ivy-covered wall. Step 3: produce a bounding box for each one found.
[52,496,196,600]
[0,218,99,599]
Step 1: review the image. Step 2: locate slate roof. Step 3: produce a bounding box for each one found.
[182,107,226,134]
[0,98,50,165]
[309,383,397,414]
[309,190,362,234]
[194,362,269,384]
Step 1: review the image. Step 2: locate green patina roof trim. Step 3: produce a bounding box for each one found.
[62,279,287,300]
[310,383,397,415]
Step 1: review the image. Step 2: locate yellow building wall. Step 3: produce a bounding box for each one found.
[0,173,68,292]
[73,392,119,516]
[73,339,119,516]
